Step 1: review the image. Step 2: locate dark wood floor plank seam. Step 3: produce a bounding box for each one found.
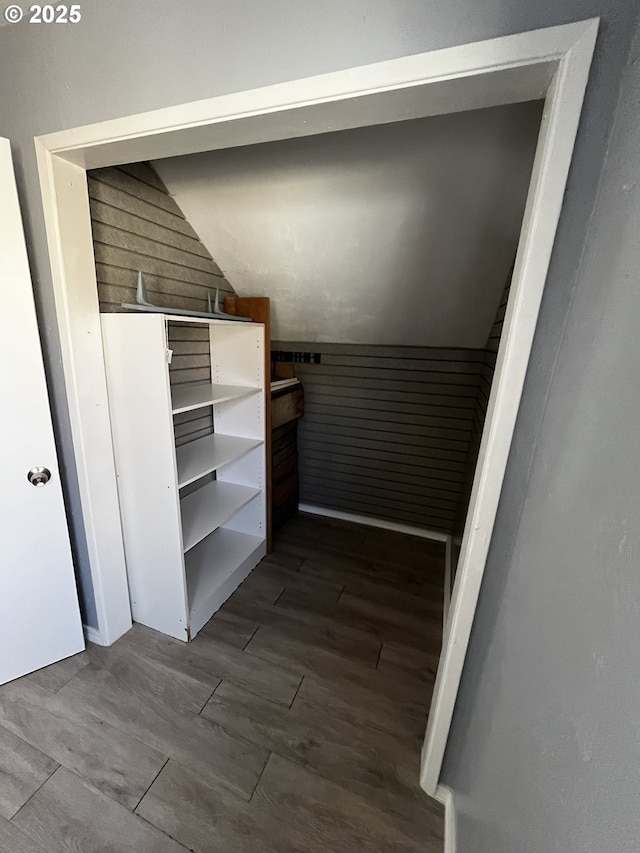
[227,595,385,665]
[241,639,428,719]
[55,664,270,802]
[375,642,384,669]
[25,652,89,693]
[132,809,192,851]
[287,675,305,710]
[210,659,305,718]
[271,587,439,654]
[13,766,188,852]
[0,722,60,821]
[51,671,82,694]
[242,624,261,651]
[198,680,430,815]
[131,756,170,813]
[272,586,286,606]
[196,682,222,716]
[9,763,61,826]
[247,749,274,803]
[0,679,171,813]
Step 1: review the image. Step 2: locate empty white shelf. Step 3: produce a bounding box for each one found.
[176,434,263,488]
[171,382,259,414]
[185,528,264,616]
[180,480,260,553]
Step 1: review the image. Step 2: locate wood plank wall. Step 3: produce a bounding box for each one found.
[90,162,234,449]
[168,323,214,449]
[90,162,234,314]
[272,341,487,533]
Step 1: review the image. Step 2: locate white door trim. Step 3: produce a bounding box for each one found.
[421,19,597,793]
[34,19,598,788]
[435,785,457,853]
[36,147,133,647]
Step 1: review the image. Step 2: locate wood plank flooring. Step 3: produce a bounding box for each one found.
[0,513,445,852]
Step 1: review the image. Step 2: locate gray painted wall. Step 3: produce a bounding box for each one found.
[442,20,640,852]
[153,103,541,347]
[0,1,637,848]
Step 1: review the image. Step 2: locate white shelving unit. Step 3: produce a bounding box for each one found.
[101,313,266,641]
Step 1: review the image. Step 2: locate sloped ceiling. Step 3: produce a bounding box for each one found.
[153,101,542,347]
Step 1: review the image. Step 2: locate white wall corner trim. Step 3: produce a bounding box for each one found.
[298,503,449,542]
[34,17,598,796]
[435,785,457,853]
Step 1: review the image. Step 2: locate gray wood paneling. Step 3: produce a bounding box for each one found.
[90,162,234,314]
[89,178,204,240]
[300,449,465,488]
[90,162,232,451]
[273,342,484,533]
[91,165,195,218]
[293,364,483,386]
[167,322,214,447]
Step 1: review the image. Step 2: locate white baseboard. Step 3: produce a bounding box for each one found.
[83,624,106,646]
[298,503,449,542]
[435,785,456,853]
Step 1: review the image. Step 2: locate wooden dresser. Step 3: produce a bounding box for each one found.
[271,379,304,531]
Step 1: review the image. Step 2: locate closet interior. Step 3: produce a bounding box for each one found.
[91,99,543,638]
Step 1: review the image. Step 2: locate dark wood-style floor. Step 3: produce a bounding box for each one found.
[0,513,445,852]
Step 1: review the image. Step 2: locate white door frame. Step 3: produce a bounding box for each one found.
[34,19,597,789]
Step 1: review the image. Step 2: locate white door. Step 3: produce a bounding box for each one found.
[0,138,84,684]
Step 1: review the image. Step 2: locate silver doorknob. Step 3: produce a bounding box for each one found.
[28,467,51,487]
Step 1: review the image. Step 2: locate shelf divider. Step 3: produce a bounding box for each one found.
[180,480,259,553]
[176,434,262,489]
[171,382,259,415]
